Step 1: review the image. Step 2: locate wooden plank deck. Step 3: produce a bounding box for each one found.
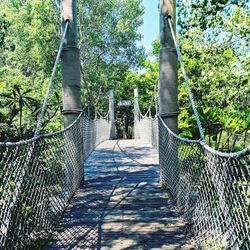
[44,140,195,249]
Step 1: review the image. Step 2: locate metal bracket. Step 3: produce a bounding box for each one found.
[159,111,180,118]
[62,109,83,115]
[160,47,177,53]
[61,45,80,51]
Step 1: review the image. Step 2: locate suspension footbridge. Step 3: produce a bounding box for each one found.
[0,1,249,249]
[1,104,249,249]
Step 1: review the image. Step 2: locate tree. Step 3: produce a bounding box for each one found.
[123,0,249,151]
[176,0,249,150]
[0,0,145,140]
[78,0,145,114]
[0,0,63,140]
[0,85,38,138]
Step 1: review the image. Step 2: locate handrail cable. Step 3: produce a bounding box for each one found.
[167,17,205,140]
[34,21,69,137]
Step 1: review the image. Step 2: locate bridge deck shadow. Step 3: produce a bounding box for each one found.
[43,140,195,250]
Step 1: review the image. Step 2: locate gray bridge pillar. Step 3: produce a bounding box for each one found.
[61,0,83,187]
[159,0,178,132]
[61,0,82,126]
[109,89,116,139]
[158,0,179,192]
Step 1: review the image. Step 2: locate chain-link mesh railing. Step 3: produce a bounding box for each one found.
[83,117,112,159]
[133,87,159,150]
[157,115,250,249]
[134,116,158,150]
[0,114,111,248]
[135,15,250,249]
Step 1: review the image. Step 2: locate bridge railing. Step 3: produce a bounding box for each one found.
[0,114,112,248]
[134,14,250,249]
[134,116,158,150]
[135,113,249,249]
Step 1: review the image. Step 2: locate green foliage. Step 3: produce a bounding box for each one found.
[0,0,248,150]
[177,0,248,32]
[0,13,9,47]
[78,0,145,115]
[201,239,225,250]
[125,0,249,151]
[0,0,63,141]
[0,0,145,141]
[0,84,38,139]
[176,0,249,151]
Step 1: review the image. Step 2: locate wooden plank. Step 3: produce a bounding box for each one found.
[43,140,196,249]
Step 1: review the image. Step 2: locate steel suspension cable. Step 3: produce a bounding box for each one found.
[34,21,69,137]
[167,17,205,140]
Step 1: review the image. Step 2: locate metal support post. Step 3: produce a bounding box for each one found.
[158,0,179,193]
[61,0,83,187]
[134,88,140,139]
[109,89,116,139]
[61,0,82,127]
[159,0,178,133]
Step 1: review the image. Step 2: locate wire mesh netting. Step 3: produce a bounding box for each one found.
[0,114,111,248]
[135,116,249,249]
[134,116,158,150]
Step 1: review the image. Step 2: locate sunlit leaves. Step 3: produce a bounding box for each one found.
[78,0,145,114]
[0,0,62,140]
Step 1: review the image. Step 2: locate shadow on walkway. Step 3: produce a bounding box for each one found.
[43,140,195,250]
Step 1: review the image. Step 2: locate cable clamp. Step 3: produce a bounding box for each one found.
[62,109,83,115]
[160,48,177,53]
[159,111,180,118]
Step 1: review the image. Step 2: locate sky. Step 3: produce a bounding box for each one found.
[138,0,160,55]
